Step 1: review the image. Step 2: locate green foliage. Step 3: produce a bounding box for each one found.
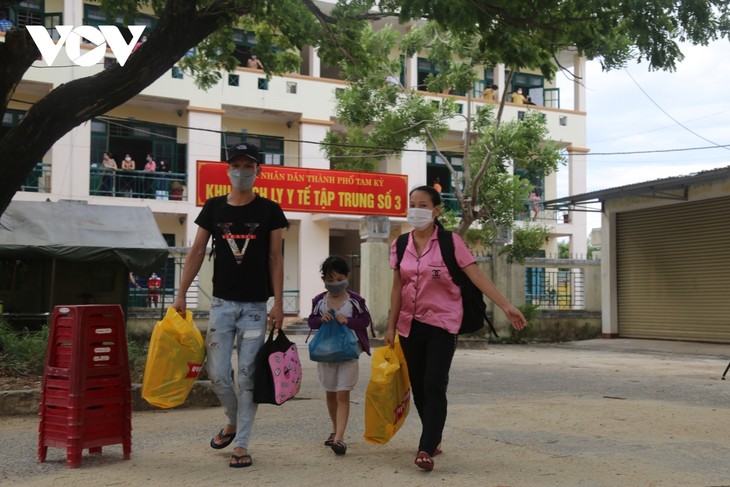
[392,0,730,75]
[500,225,551,264]
[0,319,149,382]
[325,19,564,251]
[0,321,48,376]
[438,210,489,247]
[558,241,570,259]
[126,336,149,383]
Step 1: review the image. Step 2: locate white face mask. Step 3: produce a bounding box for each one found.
[407,207,434,230]
[229,169,257,191]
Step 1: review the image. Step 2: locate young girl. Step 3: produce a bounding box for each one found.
[307,255,372,455]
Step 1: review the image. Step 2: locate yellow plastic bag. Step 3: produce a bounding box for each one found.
[141,307,205,408]
[363,338,411,445]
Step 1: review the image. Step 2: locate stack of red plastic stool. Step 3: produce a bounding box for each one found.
[38,305,132,468]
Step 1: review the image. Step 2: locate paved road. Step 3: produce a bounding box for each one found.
[1,338,729,487]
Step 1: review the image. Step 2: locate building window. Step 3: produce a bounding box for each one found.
[83,4,156,31]
[172,66,184,79]
[9,0,43,27]
[286,81,297,94]
[258,78,269,90]
[518,111,526,121]
[559,116,567,126]
[228,74,240,87]
[222,133,284,165]
[417,57,440,90]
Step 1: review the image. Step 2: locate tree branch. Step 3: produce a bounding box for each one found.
[0,29,40,111]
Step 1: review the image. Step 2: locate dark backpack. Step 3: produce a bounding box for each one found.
[395,229,498,337]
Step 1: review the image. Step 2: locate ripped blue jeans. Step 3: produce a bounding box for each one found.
[206,297,267,450]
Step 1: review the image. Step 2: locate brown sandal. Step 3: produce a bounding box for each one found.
[415,450,434,471]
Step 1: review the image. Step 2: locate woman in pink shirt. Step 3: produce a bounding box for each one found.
[385,185,527,472]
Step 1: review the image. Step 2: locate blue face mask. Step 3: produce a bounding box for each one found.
[325,279,348,296]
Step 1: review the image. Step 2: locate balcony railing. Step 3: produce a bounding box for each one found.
[21,163,52,193]
[90,166,187,200]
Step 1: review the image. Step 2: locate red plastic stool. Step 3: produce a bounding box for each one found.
[38,305,132,468]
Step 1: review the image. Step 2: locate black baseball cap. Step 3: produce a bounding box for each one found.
[226,143,261,164]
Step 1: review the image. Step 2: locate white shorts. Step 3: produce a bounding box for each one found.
[317,359,359,392]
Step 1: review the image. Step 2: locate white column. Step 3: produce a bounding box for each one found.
[406,53,418,90]
[573,55,587,112]
[297,215,330,315]
[601,209,618,337]
[299,121,332,169]
[390,139,427,190]
[51,124,91,200]
[567,147,588,256]
[360,237,391,333]
[65,0,85,25]
[494,63,506,98]
[184,107,223,244]
[305,46,321,78]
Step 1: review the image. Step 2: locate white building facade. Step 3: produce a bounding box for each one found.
[4,1,589,327]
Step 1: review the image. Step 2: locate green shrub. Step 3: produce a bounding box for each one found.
[0,321,49,376]
[127,336,149,383]
[0,319,150,382]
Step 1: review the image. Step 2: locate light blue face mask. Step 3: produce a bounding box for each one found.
[229,169,257,191]
[325,279,349,296]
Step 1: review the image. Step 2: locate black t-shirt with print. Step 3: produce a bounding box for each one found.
[195,194,288,302]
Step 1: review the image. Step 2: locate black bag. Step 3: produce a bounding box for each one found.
[395,229,498,337]
[252,328,302,405]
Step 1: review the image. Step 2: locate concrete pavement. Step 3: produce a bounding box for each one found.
[1,338,729,486]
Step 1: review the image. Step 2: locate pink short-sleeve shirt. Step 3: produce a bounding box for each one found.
[389,228,476,336]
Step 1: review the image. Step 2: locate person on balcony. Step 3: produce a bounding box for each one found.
[247,54,263,70]
[156,159,171,198]
[100,152,117,195]
[143,153,157,198]
[529,191,542,221]
[120,154,136,197]
[0,11,13,32]
[483,84,499,102]
[510,87,526,105]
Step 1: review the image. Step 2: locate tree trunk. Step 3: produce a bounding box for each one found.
[0,0,249,216]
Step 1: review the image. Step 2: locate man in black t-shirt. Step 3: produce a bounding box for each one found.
[172,143,288,469]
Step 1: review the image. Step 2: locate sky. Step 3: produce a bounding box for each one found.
[557,39,730,233]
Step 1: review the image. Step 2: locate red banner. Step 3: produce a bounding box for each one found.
[196,162,408,217]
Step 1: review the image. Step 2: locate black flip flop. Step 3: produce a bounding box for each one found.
[229,453,253,468]
[210,429,236,449]
[331,440,347,455]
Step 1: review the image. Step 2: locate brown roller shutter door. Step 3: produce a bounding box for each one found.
[616,197,730,342]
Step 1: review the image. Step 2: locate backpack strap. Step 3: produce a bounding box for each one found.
[436,227,499,338]
[436,228,461,284]
[395,233,409,270]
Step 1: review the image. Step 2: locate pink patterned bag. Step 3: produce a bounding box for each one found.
[253,329,302,405]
